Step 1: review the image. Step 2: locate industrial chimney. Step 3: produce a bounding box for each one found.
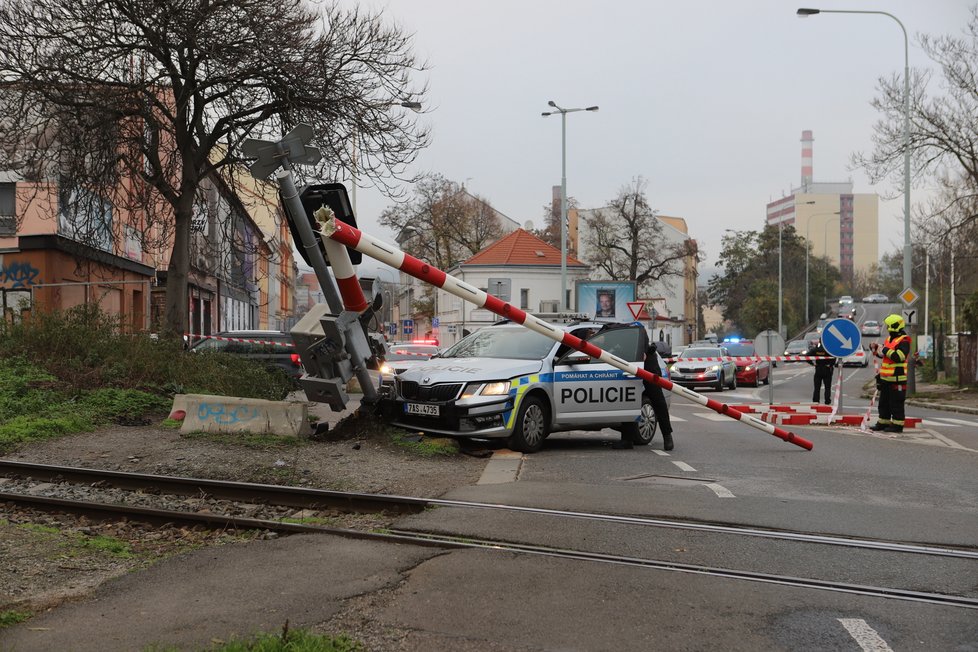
[801,130,813,191]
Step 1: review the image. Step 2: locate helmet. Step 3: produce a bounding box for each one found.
[884,314,905,332]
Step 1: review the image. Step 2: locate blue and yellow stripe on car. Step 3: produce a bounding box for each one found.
[503,374,544,429]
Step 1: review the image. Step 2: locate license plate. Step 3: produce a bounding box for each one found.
[405,403,439,417]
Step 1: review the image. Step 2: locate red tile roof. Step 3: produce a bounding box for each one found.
[462,229,586,266]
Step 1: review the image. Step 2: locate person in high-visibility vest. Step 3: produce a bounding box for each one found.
[869,314,911,433]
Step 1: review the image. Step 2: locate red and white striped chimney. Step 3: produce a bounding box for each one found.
[801,130,813,190]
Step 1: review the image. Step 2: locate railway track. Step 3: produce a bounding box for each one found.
[3,459,977,610]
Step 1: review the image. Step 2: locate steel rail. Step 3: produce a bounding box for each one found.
[3,489,974,611]
[3,460,975,560]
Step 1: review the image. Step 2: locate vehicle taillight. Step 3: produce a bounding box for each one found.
[290,353,301,366]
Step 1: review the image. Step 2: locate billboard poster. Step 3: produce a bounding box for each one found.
[575,281,636,320]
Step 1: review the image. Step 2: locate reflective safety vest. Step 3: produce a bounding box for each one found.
[879,334,910,383]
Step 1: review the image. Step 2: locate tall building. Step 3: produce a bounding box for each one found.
[766,130,878,284]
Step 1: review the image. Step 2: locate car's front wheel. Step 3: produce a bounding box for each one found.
[621,395,656,445]
[508,396,548,453]
[715,373,725,392]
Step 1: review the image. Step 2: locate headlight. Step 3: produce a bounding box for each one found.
[668,364,677,372]
[745,365,753,372]
[461,381,511,398]
[710,364,721,371]
[379,363,392,375]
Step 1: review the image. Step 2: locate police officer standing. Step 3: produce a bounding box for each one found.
[805,338,836,405]
[869,314,911,433]
[643,341,674,451]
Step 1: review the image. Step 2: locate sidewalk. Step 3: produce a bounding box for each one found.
[905,381,978,416]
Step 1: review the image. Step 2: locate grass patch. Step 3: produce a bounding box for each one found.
[181,431,306,449]
[389,431,459,457]
[17,523,134,559]
[146,625,364,651]
[0,306,296,453]
[0,609,32,629]
[160,418,183,429]
[279,516,342,526]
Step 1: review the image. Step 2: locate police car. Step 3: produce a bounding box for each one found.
[378,319,670,453]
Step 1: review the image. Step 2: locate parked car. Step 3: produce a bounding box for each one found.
[669,346,737,391]
[724,340,770,387]
[188,330,303,380]
[862,293,889,303]
[784,340,809,360]
[379,342,440,377]
[378,320,669,453]
[861,320,882,337]
[842,345,869,368]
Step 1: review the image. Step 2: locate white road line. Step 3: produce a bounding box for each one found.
[706,483,735,498]
[923,420,960,428]
[651,450,671,456]
[672,461,696,472]
[695,413,731,421]
[928,416,978,426]
[667,416,686,422]
[837,618,893,652]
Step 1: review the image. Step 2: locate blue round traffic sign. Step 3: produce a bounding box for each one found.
[820,318,862,358]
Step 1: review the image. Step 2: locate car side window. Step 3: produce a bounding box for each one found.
[587,327,642,363]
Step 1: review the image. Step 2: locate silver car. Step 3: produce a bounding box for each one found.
[668,346,737,391]
[378,320,670,453]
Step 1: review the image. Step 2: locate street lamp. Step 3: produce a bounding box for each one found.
[351,100,422,216]
[805,211,840,324]
[542,100,599,311]
[798,7,912,383]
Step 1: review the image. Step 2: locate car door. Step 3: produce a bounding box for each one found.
[551,325,643,426]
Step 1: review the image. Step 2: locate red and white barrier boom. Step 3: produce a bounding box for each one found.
[316,211,813,451]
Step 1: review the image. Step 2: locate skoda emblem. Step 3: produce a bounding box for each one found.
[422,376,431,385]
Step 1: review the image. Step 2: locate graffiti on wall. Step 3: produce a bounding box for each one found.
[0,260,40,288]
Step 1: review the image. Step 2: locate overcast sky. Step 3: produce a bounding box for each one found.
[333,0,971,284]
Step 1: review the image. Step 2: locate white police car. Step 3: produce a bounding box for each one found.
[378,319,670,453]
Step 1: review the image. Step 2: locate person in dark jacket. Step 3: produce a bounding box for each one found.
[643,341,674,451]
[805,338,836,405]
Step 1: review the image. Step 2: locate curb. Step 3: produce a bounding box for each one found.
[905,399,978,417]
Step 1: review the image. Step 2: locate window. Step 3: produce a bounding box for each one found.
[0,183,15,236]
[520,288,529,310]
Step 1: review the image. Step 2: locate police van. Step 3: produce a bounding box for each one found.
[378,318,670,453]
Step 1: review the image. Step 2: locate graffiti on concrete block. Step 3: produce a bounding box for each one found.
[197,402,260,425]
[0,261,40,288]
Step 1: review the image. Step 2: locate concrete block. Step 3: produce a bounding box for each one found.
[173,394,313,437]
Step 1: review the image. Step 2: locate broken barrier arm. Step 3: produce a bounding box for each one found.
[319,217,813,451]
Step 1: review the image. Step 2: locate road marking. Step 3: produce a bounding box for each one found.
[668,416,687,422]
[837,618,893,652]
[706,482,735,498]
[926,416,978,427]
[672,461,696,472]
[651,450,671,456]
[694,413,731,421]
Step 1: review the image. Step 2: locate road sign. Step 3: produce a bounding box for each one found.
[402,319,414,335]
[902,308,916,326]
[900,287,920,306]
[753,329,785,357]
[388,322,397,336]
[821,318,862,358]
[432,317,440,328]
[627,301,646,320]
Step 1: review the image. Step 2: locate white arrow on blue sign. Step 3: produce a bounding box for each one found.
[821,318,862,358]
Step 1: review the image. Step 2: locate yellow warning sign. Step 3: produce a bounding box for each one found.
[900,287,919,306]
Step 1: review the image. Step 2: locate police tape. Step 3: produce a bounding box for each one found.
[184,334,295,347]
[388,349,433,357]
[663,355,834,363]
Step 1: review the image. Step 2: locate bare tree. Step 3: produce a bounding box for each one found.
[380,173,504,270]
[855,6,978,236]
[582,178,699,293]
[0,0,430,335]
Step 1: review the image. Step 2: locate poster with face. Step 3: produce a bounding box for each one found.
[576,281,635,320]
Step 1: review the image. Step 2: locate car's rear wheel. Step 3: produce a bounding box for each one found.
[508,396,548,453]
[621,395,656,445]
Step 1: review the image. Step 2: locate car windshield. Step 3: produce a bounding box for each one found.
[864,321,879,327]
[786,342,807,352]
[724,343,756,357]
[681,348,721,359]
[440,327,556,360]
[385,345,438,362]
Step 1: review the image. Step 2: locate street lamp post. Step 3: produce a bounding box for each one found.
[805,211,841,324]
[798,6,913,390]
[542,101,598,311]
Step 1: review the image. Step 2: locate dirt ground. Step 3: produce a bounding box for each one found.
[0,411,489,620]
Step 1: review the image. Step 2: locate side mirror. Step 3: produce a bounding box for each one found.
[563,352,591,365]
